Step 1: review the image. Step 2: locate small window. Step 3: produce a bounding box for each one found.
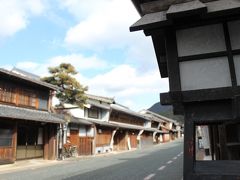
[88,107,99,119]
[18,90,37,108]
[195,123,240,161]
[0,85,16,104]
[0,124,13,147]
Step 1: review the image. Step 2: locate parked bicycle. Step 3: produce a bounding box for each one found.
[62,144,78,158]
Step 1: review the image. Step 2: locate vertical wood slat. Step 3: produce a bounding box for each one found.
[79,137,92,155]
[43,125,49,160]
[218,124,228,160]
[12,122,17,161]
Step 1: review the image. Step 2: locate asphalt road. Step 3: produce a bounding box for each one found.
[0,139,183,180]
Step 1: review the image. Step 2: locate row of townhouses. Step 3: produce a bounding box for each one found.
[0,68,183,165]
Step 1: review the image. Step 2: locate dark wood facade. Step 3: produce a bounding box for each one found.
[68,123,94,156]
[0,69,62,164]
[114,129,127,151]
[141,131,153,148]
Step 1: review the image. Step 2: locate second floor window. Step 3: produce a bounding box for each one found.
[0,83,38,109]
[88,107,99,119]
[18,90,37,108]
[0,85,16,104]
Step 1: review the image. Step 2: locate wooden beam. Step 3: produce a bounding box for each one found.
[218,124,228,160]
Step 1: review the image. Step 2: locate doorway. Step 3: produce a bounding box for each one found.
[16,123,43,160]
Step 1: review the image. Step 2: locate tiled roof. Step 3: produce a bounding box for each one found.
[140,109,177,123]
[86,94,115,104]
[86,100,111,110]
[130,0,240,31]
[0,68,58,90]
[111,104,147,121]
[0,104,65,123]
[70,117,93,125]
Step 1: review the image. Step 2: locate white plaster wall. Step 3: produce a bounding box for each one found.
[180,57,232,91]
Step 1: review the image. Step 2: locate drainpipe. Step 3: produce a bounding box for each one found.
[110,128,118,151]
[137,130,144,149]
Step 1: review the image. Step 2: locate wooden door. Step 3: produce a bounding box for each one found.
[129,133,138,149]
[141,132,153,148]
[70,130,79,145]
[114,130,127,151]
[16,124,43,160]
[79,137,92,155]
[0,121,16,164]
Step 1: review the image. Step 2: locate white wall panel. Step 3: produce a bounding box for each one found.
[176,24,226,57]
[180,57,231,90]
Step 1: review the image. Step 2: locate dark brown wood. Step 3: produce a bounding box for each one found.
[165,28,181,91]
[79,137,93,155]
[184,115,194,180]
[223,22,237,87]
[129,131,138,148]
[195,161,240,175]
[218,125,228,160]
[178,51,228,62]
[43,125,49,160]
[151,32,168,78]
[110,111,145,126]
[95,128,112,147]
[140,0,216,15]
[166,0,207,20]
[114,130,127,151]
[0,120,15,164]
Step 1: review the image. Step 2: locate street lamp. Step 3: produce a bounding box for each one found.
[130,0,240,179]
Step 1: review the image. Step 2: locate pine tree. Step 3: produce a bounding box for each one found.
[42,63,88,108]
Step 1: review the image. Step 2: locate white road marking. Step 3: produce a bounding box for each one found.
[167,160,173,164]
[158,165,166,171]
[173,156,178,160]
[144,173,156,180]
[177,152,183,157]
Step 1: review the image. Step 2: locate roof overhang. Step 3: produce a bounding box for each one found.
[0,104,65,123]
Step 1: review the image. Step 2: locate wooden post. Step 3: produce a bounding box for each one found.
[184,116,194,180]
[218,124,228,160]
[43,125,49,160]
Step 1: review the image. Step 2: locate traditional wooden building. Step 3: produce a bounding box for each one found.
[109,104,151,150]
[139,109,182,143]
[0,68,64,165]
[59,94,117,155]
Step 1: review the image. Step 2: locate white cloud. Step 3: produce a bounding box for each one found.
[13,53,108,77]
[59,0,111,19]
[63,0,158,72]
[0,0,46,39]
[64,0,140,51]
[85,64,169,110]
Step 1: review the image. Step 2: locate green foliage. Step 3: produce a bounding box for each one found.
[42,63,88,108]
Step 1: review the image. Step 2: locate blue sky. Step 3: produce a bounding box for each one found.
[0,0,169,111]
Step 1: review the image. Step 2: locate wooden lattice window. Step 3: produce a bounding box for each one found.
[88,107,99,119]
[0,124,13,147]
[18,90,37,108]
[0,85,16,104]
